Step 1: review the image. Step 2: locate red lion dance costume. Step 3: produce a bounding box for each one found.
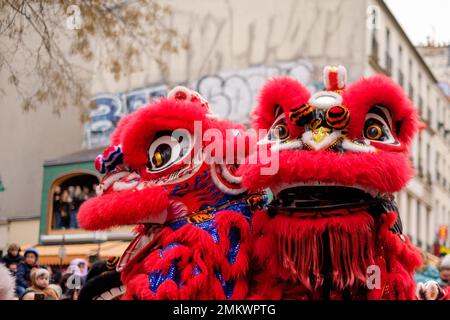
[240,65,433,299]
[78,87,266,300]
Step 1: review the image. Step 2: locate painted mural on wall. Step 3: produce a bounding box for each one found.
[83,60,322,149]
[83,86,167,148]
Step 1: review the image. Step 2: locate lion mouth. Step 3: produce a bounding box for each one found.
[269,184,390,213]
[117,224,162,272]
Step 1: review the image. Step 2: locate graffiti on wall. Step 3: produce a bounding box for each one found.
[83,86,167,148]
[83,60,321,148]
[195,60,322,123]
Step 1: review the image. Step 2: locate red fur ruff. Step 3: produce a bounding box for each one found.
[121,211,251,300]
[249,210,421,300]
[274,211,374,291]
[242,71,422,300]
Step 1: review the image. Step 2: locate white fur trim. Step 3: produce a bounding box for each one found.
[271,140,303,152]
[337,65,347,89]
[323,67,331,89]
[323,65,346,90]
[219,164,242,184]
[341,138,376,153]
[210,164,246,195]
[308,91,343,109]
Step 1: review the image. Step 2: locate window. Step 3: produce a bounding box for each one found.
[447,45,450,66]
[418,133,423,177]
[438,98,444,131]
[416,201,421,247]
[425,207,431,251]
[437,152,441,183]
[385,28,392,75]
[49,173,100,231]
[398,45,404,87]
[426,143,431,185]
[408,59,414,100]
[426,84,431,124]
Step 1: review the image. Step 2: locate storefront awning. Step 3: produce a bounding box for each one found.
[23,241,130,265]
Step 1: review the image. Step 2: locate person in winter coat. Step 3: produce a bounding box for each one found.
[1,243,23,268]
[29,268,59,300]
[439,254,450,288]
[15,248,39,296]
[66,258,88,280]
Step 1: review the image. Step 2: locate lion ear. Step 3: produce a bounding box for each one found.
[252,76,311,131]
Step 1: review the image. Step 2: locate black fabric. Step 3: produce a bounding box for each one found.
[78,270,122,300]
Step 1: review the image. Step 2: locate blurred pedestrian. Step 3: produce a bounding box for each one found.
[52,186,62,229]
[15,248,39,296]
[67,258,89,280]
[48,284,63,300]
[59,190,71,229]
[0,263,15,300]
[439,254,450,288]
[1,243,23,268]
[29,268,58,299]
[8,262,18,276]
[69,186,83,229]
[59,272,83,300]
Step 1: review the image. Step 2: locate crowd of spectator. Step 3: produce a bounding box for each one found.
[52,185,96,230]
[0,244,89,300]
[1,242,450,300]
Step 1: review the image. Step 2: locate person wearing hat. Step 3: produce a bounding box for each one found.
[15,248,39,296]
[29,268,58,300]
[1,243,23,269]
[439,254,450,288]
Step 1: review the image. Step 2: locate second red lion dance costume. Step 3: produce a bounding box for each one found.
[240,66,424,299]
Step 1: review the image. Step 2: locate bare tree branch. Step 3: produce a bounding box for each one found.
[0,0,188,119]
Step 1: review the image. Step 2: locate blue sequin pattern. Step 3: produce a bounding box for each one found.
[149,259,181,294]
[227,227,241,264]
[214,269,235,299]
[146,178,271,297]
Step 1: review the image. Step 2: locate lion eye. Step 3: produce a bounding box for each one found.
[271,124,289,140]
[151,144,172,168]
[364,123,384,140]
[146,129,192,172]
[363,105,399,145]
[265,114,290,143]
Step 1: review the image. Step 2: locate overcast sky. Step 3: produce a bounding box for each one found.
[384,0,450,45]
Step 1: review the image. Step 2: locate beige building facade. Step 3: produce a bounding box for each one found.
[364,0,450,250]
